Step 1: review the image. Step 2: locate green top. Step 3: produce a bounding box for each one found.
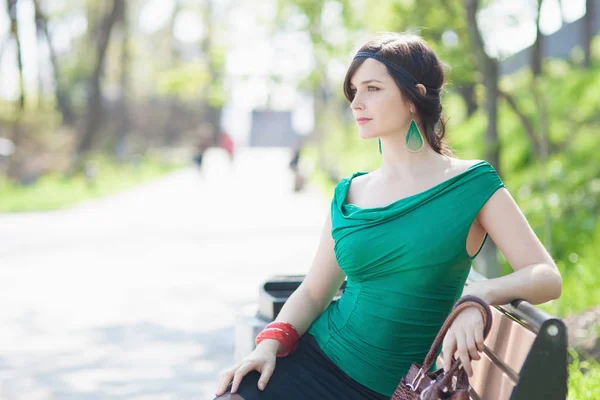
[308,160,505,396]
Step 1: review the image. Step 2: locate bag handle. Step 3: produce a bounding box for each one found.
[420,295,493,372]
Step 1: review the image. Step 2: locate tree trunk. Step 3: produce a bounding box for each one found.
[532,3,554,258]
[498,90,541,156]
[483,64,500,173]
[75,0,124,159]
[5,0,25,180]
[33,0,75,124]
[477,62,502,278]
[584,0,595,67]
[114,1,131,159]
[200,0,222,143]
[7,0,24,109]
[532,77,552,253]
[465,0,501,278]
[163,101,181,146]
[532,1,544,76]
[459,84,478,117]
[163,0,183,146]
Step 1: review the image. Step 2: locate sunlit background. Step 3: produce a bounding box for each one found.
[0,0,588,143]
[1,0,599,399]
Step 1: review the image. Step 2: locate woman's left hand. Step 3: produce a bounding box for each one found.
[441,306,485,377]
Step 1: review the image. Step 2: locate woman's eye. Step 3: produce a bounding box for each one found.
[350,86,378,95]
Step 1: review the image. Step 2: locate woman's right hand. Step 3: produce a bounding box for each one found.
[215,339,280,396]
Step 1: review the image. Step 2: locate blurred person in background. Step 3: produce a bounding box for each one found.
[193,129,212,171]
[288,137,305,192]
[219,130,235,163]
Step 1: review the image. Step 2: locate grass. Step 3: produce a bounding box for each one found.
[568,349,600,399]
[0,155,185,213]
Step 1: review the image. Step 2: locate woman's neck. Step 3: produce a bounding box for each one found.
[379,136,449,181]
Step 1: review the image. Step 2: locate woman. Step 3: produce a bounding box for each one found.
[214,33,562,400]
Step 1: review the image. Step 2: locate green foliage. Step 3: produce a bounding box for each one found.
[207,45,227,107]
[0,101,63,128]
[548,224,600,316]
[386,0,478,86]
[568,349,600,399]
[442,95,487,158]
[156,63,211,100]
[491,62,600,316]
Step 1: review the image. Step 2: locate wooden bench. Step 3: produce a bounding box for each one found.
[241,270,567,400]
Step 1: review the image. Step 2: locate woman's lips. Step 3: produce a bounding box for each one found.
[357,118,372,126]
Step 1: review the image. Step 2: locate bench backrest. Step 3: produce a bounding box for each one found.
[457,271,567,400]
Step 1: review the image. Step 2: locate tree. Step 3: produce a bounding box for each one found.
[75,0,124,159]
[32,0,75,124]
[6,0,24,109]
[199,0,225,142]
[465,0,501,278]
[584,0,595,67]
[162,0,184,147]
[4,0,25,180]
[388,0,480,116]
[113,0,131,159]
[531,0,544,76]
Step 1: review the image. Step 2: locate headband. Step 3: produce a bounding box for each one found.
[354,51,439,95]
[354,51,419,86]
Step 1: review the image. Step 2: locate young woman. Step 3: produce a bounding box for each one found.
[213,33,562,400]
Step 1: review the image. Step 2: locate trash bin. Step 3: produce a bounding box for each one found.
[258,275,305,320]
[234,275,304,362]
[234,275,345,362]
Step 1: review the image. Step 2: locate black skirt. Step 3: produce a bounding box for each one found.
[214,333,389,400]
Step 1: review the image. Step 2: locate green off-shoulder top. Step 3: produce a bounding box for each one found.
[308,160,505,396]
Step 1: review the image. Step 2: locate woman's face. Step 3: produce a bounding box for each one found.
[349,58,412,140]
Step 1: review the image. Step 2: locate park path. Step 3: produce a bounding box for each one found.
[0,148,328,400]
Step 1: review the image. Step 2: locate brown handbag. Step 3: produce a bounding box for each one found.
[390,295,493,400]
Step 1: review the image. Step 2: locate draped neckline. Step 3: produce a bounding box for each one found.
[338,160,489,218]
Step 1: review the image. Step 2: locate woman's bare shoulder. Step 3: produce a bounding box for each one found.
[345,170,379,204]
[447,158,485,174]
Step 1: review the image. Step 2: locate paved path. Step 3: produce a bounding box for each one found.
[0,148,328,400]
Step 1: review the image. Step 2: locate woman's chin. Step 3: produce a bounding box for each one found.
[358,132,379,140]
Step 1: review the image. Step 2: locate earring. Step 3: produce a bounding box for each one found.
[378,138,382,154]
[406,120,424,153]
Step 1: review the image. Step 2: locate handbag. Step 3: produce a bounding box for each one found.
[390,295,493,400]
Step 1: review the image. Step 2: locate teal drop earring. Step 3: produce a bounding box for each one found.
[378,138,382,154]
[405,119,424,153]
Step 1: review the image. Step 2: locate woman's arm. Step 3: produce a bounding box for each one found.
[464,188,562,305]
[443,188,562,375]
[220,214,347,395]
[260,213,347,352]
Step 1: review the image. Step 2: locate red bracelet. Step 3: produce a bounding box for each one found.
[265,322,299,344]
[256,328,294,356]
[255,322,299,357]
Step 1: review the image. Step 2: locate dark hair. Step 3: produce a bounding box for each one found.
[344,33,451,156]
